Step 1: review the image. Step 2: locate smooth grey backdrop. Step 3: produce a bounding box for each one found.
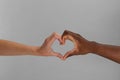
[0,0,120,80]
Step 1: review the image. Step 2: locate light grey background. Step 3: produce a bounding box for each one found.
[0,0,120,80]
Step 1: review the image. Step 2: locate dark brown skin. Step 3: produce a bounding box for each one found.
[61,30,120,64]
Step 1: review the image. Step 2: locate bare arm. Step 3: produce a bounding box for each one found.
[0,39,35,55]
[0,32,63,59]
[61,30,120,64]
[93,42,120,63]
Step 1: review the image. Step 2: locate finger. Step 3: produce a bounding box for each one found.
[62,30,75,39]
[47,32,62,46]
[52,52,64,60]
[61,30,75,44]
[63,30,86,41]
[60,35,67,45]
[61,30,69,45]
[54,33,63,44]
[62,30,80,49]
[63,49,75,60]
[61,30,69,39]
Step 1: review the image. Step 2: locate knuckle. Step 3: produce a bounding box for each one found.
[63,30,69,35]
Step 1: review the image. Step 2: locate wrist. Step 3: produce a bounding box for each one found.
[89,41,100,54]
[30,46,40,56]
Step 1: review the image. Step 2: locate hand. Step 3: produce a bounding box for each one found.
[35,32,63,59]
[61,30,94,60]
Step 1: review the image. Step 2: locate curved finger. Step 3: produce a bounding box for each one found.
[48,32,62,46]
[54,33,63,44]
[52,51,63,60]
[63,49,76,60]
[61,30,76,45]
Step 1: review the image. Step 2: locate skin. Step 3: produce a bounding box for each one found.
[0,32,63,59]
[61,30,120,64]
[0,30,120,64]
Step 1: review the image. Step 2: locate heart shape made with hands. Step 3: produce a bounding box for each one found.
[52,39,74,57]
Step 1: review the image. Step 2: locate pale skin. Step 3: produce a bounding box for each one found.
[0,32,63,59]
[61,30,120,64]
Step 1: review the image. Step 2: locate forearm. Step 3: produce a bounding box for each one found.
[91,42,120,63]
[0,39,38,56]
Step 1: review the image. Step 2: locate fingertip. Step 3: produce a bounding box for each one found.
[63,51,73,60]
[63,55,67,60]
[60,57,65,61]
[59,39,63,45]
[60,41,65,45]
[61,38,66,45]
[55,53,63,59]
[63,57,66,61]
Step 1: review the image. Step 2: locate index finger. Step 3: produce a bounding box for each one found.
[47,32,62,47]
[61,30,77,45]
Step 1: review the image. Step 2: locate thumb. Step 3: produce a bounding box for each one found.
[63,49,76,60]
[52,51,64,60]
